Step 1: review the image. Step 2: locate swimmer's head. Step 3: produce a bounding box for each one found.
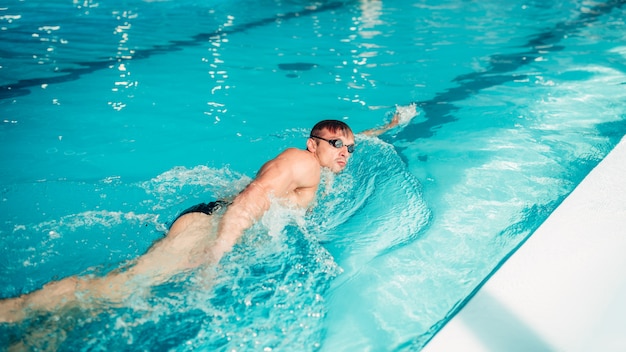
[309,120,354,140]
[307,120,355,173]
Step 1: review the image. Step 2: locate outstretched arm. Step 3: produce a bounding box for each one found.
[361,103,418,136]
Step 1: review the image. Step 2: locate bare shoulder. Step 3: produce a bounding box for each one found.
[270,147,315,169]
[278,148,320,190]
[280,148,317,162]
[280,148,319,170]
[257,148,320,187]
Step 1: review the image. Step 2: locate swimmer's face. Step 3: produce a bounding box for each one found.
[308,128,355,173]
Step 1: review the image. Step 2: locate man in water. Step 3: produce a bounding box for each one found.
[0,110,412,323]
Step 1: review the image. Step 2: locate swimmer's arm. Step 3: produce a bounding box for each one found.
[211,150,316,261]
[361,103,418,136]
[211,181,271,260]
[361,112,400,136]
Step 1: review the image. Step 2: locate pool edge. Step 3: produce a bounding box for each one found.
[422,134,626,352]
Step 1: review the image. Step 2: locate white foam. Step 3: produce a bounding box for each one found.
[140,165,251,210]
[395,103,420,127]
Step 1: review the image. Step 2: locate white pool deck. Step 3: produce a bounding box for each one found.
[423,135,626,352]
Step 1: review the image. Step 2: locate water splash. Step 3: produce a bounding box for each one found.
[1,137,431,350]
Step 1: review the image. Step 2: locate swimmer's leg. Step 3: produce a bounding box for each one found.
[117,212,220,283]
[0,212,218,324]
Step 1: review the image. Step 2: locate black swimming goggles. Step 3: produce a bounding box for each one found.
[310,135,355,153]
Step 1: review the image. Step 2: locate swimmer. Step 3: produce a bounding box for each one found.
[0,106,417,324]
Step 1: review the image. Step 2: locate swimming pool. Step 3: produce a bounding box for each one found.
[1,0,625,350]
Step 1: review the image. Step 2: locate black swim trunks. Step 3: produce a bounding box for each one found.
[171,200,230,226]
[179,200,230,217]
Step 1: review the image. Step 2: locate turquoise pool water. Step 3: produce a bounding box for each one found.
[1,0,625,350]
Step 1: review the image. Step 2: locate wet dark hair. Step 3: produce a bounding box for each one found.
[310,119,354,138]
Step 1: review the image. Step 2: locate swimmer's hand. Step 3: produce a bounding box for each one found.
[361,103,419,137]
[393,103,418,128]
